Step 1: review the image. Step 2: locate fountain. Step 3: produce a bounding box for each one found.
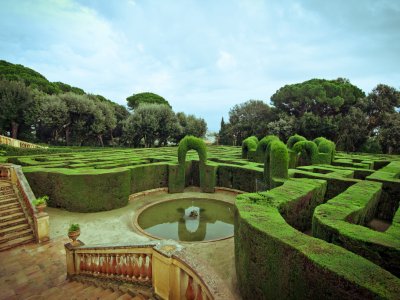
[136,197,234,242]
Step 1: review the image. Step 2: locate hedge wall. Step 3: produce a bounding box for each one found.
[24,168,131,212]
[313,180,400,277]
[367,161,400,221]
[217,163,263,192]
[130,163,168,193]
[286,134,307,149]
[170,135,208,193]
[235,178,400,299]
[292,140,319,166]
[255,135,279,163]
[264,139,289,189]
[242,136,258,159]
[292,168,360,200]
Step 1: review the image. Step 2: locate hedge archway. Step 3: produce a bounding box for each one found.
[169,136,210,193]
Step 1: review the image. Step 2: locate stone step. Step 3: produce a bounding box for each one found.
[0,206,22,217]
[0,186,13,192]
[63,281,87,293]
[76,285,99,298]
[0,227,33,243]
[0,191,15,199]
[0,186,14,195]
[0,201,20,211]
[0,217,27,229]
[116,294,135,300]
[0,193,16,200]
[0,197,18,205]
[0,211,25,222]
[0,222,30,235]
[0,234,35,251]
[102,291,125,300]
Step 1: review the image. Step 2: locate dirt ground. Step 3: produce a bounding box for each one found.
[47,188,241,299]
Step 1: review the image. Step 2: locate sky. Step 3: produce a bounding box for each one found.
[0,0,399,132]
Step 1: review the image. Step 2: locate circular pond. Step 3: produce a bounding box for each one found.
[136,198,234,242]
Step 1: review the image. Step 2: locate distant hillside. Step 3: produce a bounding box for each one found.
[0,60,84,95]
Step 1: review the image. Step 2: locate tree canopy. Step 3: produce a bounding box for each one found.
[219,78,400,154]
[0,60,83,95]
[126,92,171,110]
[218,100,275,145]
[0,60,208,147]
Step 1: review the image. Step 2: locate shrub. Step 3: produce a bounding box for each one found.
[33,195,48,206]
[241,136,258,159]
[68,223,80,233]
[170,135,209,192]
[255,135,279,163]
[292,141,318,166]
[286,134,307,149]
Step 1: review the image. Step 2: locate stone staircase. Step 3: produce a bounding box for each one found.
[0,180,35,251]
[29,280,149,300]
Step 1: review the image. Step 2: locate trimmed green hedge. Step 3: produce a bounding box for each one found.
[313,180,400,276]
[255,135,279,163]
[24,168,131,212]
[286,135,336,167]
[367,161,400,221]
[235,178,400,299]
[264,139,289,189]
[169,135,209,193]
[292,140,319,166]
[286,134,307,149]
[314,137,336,164]
[217,163,263,192]
[292,168,360,200]
[130,163,168,193]
[241,136,258,159]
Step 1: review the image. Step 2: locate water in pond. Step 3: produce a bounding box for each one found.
[137,198,234,242]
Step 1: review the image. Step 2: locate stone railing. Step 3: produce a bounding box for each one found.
[0,134,47,149]
[65,240,233,300]
[1,163,49,243]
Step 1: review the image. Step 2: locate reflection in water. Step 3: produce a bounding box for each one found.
[138,198,234,242]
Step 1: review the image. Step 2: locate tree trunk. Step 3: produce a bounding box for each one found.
[65,127,70,146]
[98,134,104,147]
[53,129,59,144]
[11,121,19,139]
[109,129,114,146]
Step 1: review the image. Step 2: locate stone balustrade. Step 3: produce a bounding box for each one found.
[65,241,231,300]
[0,134,47,149]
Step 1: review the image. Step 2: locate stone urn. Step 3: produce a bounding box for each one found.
[36,203,46,214]
[68,225,80,246]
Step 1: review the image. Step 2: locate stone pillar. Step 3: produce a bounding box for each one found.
[152,251,172,299]
[152,242,184,300]
[65,243,76,277]
[64,241,84,278]
[34,213,49,242]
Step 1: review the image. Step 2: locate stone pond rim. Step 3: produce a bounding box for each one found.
[133,195,236,243]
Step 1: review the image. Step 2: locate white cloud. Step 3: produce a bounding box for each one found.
[1,0,399,131]
[216,51,237,71]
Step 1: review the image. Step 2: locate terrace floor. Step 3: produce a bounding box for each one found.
[0,188,241,299]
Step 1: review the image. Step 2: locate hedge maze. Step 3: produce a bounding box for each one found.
[2,134,400,298]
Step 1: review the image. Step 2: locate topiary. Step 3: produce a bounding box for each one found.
[170,135,209,193]
[292,140,318,166]
[286,134,307,149]
[267,140,289,188]
[242,136,258,159]
[313,137,336,164]
[255,135,279,163]
[178,135,207,165]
